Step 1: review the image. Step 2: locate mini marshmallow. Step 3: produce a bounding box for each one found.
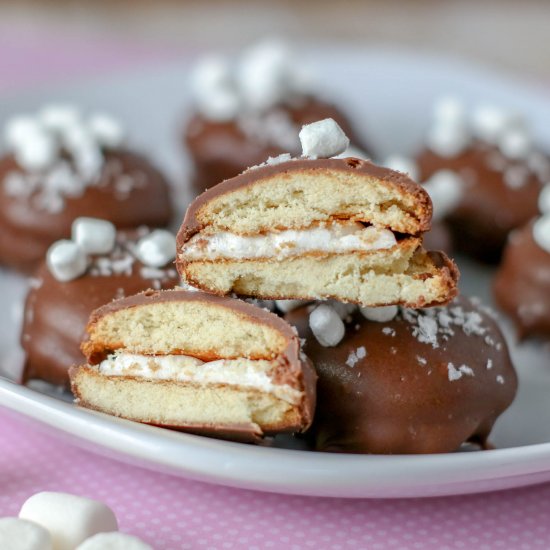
[471,105,525,143]
[196,88,240,122]
[309,304,345,347]
[383,155,419,181]
[433,96,466,125]
[275,299,308,313]
[533,215,550,254]
[423,169,463,220]
[72,217,116,255]
[328,301,357,320]
[19,492,118,550]
[360,305,398,323]
[135,230,176,267]
[299,118,350,159]
[499,128,531,160]
[39,104,81,132]
[88,114,125,148]
[539,184,550,215]
[4,116,45,148]
[46,240,88,282]
[0,517,52,550]
[190,55,233,99]
[15,132,58,172]
[76,532,152,550]
[335,146,369,161]
[426,123,470,158]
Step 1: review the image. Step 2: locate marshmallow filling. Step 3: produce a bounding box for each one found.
[97,352,302,405]
[182,221,398,261]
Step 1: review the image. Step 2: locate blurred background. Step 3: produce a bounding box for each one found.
[1,0,550,94]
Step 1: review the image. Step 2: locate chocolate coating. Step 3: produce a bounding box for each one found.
[21,230,180,388]
[0,149,173,273]
[416,142,545,263]
[184,96,372,194]
[286,297,517,454]
[494,221,550,340]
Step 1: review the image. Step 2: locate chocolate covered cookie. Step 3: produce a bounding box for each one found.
[286,297,517,454]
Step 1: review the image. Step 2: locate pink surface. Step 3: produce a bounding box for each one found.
[2,25,550,550]
[1,411,550,550]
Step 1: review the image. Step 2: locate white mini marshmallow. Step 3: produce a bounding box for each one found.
[433,96,466,125]
[46,240,88,282]
[275,299,308,313]
[88,114,125,148]
[309,304,345,347]
[327,301,357,320]
[39,104,81,132]
[237,40,291,111]
[19,492,118,550]
[196,88,240,122]
[191,55,233,98]
[426,123,470,158]
[383,155,419,181]
[360,305,398,323]
[539,184,550,215]
[76,532,152,550]
[0,517,52,550]
[423,169,463,220]
[498,128,531,160]
[136,230,176,267]
[15,132,57,172]
[72,217,116,255]
[4,116,45,148]
[299,118,350,159]
[335,146,369,160]
[533,215,550,254]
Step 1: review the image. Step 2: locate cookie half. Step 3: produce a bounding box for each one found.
[177,157,458,307]
[70,289,316,440]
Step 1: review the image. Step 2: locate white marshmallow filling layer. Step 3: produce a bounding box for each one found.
[97,352,302,405]
[182,222,398,261]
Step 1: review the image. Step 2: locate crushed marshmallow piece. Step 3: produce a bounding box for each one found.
[496,375,505,384]
[328,301,357,321]
[346,351,359,368]
[76,532,152,550]
[0,517,52,550]
[533,215,550,254]
[275,299,308,313]
[309,304,345,347]
[356,346,367,359]
[539,184,550,215]
[135,230,176,267]
[88,113,125,148]
[414,315,440,347]
[266,153,293,166]
[423,170,463,220]
[383,155,419,181]
[360,305,398,323]
[72,217,116,255]
[335,145,369,160]
[416,356,427,365]
[299,118,350,159]
[46,240,88,282]
[486,359,493,370]
[382,327,396,337]
[19,492,118,550]
[447,363,474,382]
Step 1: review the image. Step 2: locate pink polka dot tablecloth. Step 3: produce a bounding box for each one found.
[1,410,550,550]
[1,24,550,550]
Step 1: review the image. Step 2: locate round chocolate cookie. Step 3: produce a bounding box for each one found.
[285,297,517,454]
[21,224,180,388]
[415,99,548,263]
[494,217,550,340]
[184,41,371,195]
[0,107,173,273]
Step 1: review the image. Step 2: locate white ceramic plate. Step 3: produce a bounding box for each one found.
[1,47,550,499]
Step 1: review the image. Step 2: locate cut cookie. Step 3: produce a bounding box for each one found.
[177,157,458,307]
[70,289,316,439]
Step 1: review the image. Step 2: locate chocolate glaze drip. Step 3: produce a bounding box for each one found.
[184,96,372,195]
[21,230,179,388]
[494,221,550,340]
[0,149,173,273]
[416,142,544,263]
[286,296,517,454]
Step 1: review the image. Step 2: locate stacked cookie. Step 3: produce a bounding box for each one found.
[70,119,517,454]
